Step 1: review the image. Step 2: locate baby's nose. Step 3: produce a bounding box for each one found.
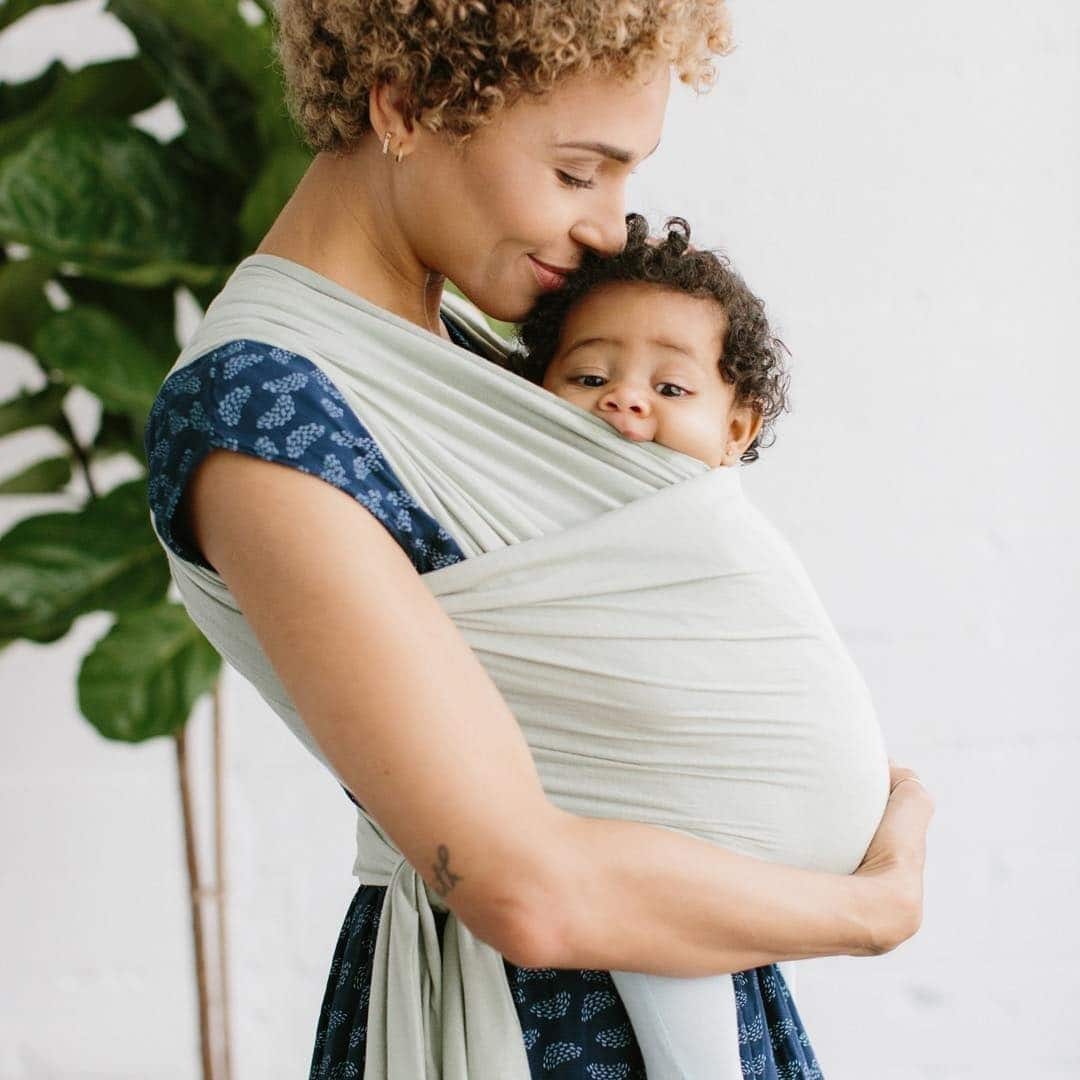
[599,383,651,414]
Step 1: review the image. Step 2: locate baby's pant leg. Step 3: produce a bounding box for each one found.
[609,969,743,1080]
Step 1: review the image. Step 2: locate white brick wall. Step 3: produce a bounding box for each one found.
[2,1,1077,1076]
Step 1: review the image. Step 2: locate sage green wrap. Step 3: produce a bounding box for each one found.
[148,255,890,1079]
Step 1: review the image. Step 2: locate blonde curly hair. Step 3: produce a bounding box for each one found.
[278,0,733,153]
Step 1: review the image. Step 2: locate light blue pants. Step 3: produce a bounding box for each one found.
[610,962,800,1079]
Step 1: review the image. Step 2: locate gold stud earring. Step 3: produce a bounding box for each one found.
[382,131,392,155]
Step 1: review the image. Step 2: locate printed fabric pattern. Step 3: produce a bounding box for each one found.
[142,317,824,1079]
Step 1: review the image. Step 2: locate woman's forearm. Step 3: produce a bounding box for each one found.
[528,809,886,976]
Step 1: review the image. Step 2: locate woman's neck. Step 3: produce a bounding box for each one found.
[256,150,449,338]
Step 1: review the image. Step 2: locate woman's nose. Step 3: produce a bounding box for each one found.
[570,190,628,257]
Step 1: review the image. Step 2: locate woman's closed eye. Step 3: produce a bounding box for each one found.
[557,163,640,190]
[556,170,596,190]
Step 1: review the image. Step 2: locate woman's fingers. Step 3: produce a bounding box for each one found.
[858,761,936,876]
[888,759,933,805]
[882,766,936,871]
[889,780,935,841]
[852,764,937,951]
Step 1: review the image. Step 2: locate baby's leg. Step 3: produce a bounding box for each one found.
[609,968,743,1079]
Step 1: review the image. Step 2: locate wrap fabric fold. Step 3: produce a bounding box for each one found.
[150,255,890,1079]
[357,832,534,1079]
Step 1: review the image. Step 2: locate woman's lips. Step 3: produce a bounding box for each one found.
[529,256,571,291]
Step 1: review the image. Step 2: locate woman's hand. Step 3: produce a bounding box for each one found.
[851,759,936,955]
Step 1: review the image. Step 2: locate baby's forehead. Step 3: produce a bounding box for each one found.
[574,280,727,328]
[558,283,729,364]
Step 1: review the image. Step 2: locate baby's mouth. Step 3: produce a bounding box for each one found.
[601,416,652,442]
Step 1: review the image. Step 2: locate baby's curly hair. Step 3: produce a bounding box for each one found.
[512,214,791,464]
[278,0,732,153]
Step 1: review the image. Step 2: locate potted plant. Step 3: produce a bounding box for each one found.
[0,2,309,1076]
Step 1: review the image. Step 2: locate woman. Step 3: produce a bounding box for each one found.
[143,2,934,1077]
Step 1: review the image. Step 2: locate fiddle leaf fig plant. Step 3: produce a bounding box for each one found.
[0,2,312,1076]
[0,0,304,722]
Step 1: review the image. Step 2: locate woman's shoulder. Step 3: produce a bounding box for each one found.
[144,337,464,575]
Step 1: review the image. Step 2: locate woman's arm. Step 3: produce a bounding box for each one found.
[187,448,930,975]
[535,779,931,976]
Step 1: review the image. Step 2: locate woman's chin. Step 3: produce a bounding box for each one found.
[460,286,536,325]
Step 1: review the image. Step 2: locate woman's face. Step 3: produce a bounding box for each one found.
[401,64,671,323]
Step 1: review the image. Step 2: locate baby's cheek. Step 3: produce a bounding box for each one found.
[542,375,580,404]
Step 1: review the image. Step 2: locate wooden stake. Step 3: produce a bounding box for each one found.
[176,726,214,1080]
[213,678,233,1080]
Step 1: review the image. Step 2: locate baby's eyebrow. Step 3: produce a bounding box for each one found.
[648,338,694,356]
[562,337,697,357]
[560,336,609,358]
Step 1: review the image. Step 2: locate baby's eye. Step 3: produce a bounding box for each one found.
[574,375,607,388]
[657,383,690,398]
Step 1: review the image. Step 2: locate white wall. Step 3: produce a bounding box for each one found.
[2,1,1077,1077]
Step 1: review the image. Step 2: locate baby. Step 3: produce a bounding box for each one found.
[510,215,845,1078]
[511,212,789,477]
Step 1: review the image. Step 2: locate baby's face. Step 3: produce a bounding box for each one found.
[541,281,748,467]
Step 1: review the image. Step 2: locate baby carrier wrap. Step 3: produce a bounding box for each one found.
[151,256,890,1079]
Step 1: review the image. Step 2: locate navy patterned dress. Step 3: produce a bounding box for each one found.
[143,313,824,1080]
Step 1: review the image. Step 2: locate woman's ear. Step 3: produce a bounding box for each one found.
[367,80,416,155]
[725,403,764,464]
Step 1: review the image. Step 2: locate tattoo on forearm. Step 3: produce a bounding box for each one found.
[431,844,462,897]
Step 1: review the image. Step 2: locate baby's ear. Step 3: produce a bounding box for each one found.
[727,401,764,460]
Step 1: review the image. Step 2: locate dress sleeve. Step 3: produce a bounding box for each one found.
[143,339,464,575]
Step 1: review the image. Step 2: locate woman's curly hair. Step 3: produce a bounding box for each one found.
[513,214,791,465]
[278,0,732,153]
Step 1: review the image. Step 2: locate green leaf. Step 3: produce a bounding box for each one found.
[78,600,220,741]
[0,58,64,121]
[0,58,161,158]
[0,0,67,33]
[108,0,296,150]
[34,306,169,426]
[0,454,70,494]
[238,142,311,249]
[105,0,279,109]
[0,476,170,642]
[0,121,231,286]
[0,255,53,348]
[57,276,177,361]
[107,0,258,179]
[90,408,144,465]
[0,381,66,437]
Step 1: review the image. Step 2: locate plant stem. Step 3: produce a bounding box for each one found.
[55,396,98,501]
[213,678,233,1080]
[176,727,214,1080]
